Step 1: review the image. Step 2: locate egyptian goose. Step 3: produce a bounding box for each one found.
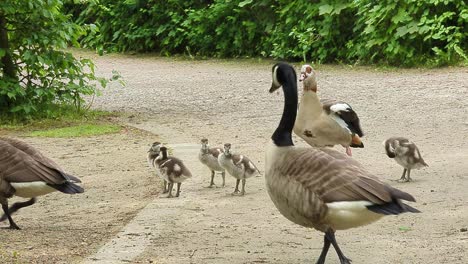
[267,62,420,263]
[0,137,84,229]
[218,143,260,195]
[154,146,192,198]
[198,138,226,187]
[384,137,428,182]
[293,64,364,156]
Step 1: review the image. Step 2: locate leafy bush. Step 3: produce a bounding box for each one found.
[349,0,467,66]
[66,0,467,66]
[0,0,120,120]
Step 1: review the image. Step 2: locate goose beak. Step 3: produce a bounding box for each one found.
[350,135,364,148]
[269,83,280,93]
[299,73,306,81]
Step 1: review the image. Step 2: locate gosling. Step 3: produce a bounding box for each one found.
[148,141,172,194]
[384,137,428,182]
[198,138,226,187]
[218,143,260,195]
[154,146,192,198]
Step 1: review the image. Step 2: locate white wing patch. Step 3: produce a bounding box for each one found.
[174,164,181,172]
[248,161,256,170]
[330,103,351,113]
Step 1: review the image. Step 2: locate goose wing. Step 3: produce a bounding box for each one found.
[321,99,364,137]
[232,154,260,174]
[0,138,72,184]
[277,147,415,205]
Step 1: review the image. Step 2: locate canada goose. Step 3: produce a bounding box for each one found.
[384,137,428,182]
[147,142,169,193]
[218,143,260,195]
[154,146,192,198]
[198,138,226,187]
[267,62,420,263]
[0,137,84,229]
[294,64,364,156]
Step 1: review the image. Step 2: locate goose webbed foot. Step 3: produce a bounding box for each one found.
[397,169,408,182]
[232,179,241,195]
[164,183,174,198]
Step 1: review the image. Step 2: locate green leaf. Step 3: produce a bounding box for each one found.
[238,0,253,7]
[319,4,333,15]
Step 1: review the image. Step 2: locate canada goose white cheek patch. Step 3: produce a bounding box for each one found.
[272,66,280,88]
[174,164,181,172]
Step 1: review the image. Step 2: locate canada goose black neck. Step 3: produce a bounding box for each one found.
[271,63,297,147]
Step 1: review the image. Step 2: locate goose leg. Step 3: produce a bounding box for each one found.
[162,180,169,193]
[208,170,215,188]
[0,198,37,222]
[0,198,20,230]
[406,169,412,182]
[166,182,174,198]
[345,146,352,156]
[232,179,241,195]
[240,179,246,195]
[175,183,182,197]
[398,169,407,182]
[221,172,226,187]
[325,230,351,264]
[315,233,331,264]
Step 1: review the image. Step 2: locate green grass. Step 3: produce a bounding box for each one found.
[0,105,125,138]
[28,124,121,138]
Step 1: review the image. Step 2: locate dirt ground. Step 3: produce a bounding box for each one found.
[1,51,467,264]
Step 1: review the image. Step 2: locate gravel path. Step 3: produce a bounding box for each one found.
[80,50,468,264]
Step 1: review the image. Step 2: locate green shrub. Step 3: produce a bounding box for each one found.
[0,0,121,120]
[65,0,467,66]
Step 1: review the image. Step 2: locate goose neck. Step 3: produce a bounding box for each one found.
[272,75,297,147]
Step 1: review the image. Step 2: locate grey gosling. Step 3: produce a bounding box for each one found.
[198,138,226,187]
[0,137,84,229]
[267,63,420,264]
[154,146,192,198]
[384,137,428,182]
[147,142,169,193]
[218,143,260,195]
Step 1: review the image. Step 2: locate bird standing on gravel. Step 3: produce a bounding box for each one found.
[154,146,192,198]
[0,137,84,229]
[294,64,364,156]
[218,143,260,196]
[266,62,420,264]
[198,138,226,188]
[147,141,169,193]
[384,137,428,182]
